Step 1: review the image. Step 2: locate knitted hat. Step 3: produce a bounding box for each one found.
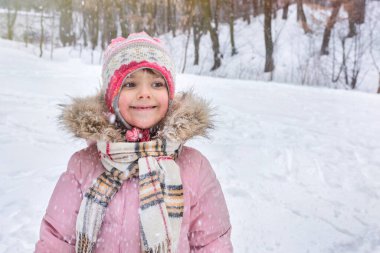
[101,32,176,114]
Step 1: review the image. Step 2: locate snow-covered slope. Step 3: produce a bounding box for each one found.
[164,1,380,93]
[0,39,380,253]
[2,2,380,94]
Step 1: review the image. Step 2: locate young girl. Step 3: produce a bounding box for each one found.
[35,32,232,253]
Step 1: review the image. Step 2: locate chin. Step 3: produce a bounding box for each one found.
[131,121,157,130]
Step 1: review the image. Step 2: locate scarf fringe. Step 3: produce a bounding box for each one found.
[76,232,96,253]
[145,238,171,253]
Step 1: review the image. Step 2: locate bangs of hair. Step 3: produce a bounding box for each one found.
[126,68,164,79]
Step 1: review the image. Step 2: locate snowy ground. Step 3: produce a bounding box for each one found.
[1,39,380,253]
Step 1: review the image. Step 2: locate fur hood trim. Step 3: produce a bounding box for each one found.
[59,90,214,143]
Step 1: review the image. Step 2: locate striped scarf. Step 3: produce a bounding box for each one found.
[75,139,184,253]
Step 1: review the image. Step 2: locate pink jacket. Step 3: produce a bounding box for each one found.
[35,144,232,252]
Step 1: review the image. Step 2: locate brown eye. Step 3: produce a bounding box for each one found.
[152,82,164,88]
[124,82,135,88]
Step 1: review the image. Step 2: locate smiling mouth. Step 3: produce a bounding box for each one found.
[130,106,157,110]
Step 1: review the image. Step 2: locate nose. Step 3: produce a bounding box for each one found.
[137,83,151,99]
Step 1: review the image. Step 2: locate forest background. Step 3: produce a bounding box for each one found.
[1,0,379,93]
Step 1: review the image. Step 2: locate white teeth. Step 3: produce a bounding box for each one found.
[131,106,155,109]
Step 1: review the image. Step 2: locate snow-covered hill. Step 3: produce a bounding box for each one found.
[164,1,380,93]
[0,39,380,253]
[1,2,380,94]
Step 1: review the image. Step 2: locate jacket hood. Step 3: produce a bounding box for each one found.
[59,90,214,143]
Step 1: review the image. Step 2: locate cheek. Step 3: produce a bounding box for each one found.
[118,94,131,113]
[158,96,169,115]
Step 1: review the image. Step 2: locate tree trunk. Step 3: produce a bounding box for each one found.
[118,0,129,37]
[144,1,155,36]
[264,0,274,72]
[50,11,55,60]
[82,10,88,47]
[252,0,259,17]
[353,0,365,24]
[347,19,356,38]
[297,0,312,33]
[193,24,201,65]
[128,0,141,33]
[101,0,106,50]
[346,0,365,37]
[59,0,74,46]
[182,27,191,73]
[214,0,220,31]
[182,0,193,71]
[39,9,44,58]
[272,0,277,19]
[345,0,355,37]
[229,0,238,56]
[101,0,117,50]
[23,13,29,47]
[172,0,177,37]
[6,3,18,40]
[243,0,251,24]
[282,0,290,20]
[320,0,342,55]
[108,1,117,41]
[192,0,202,65]
[201,0,222,71]
[152,1,158,35]
[88,3,99,51]
[167,0,171,33]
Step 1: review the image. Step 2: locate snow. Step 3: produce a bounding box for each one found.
[1,38,380,253]
[162,1,380,93]
[2,2,380,94]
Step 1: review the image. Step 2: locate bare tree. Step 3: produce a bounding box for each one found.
[296,0,312,33]
[228,0,238,55]
[368,7,380,93]
[282,0,290,20]
[242,0,251,24]
[192,0,202,65]
[58,0,74,46]
[80,3,88,47]
[50,10,56,59]
[331,26,364,90]
[264,0,274,72]
[272,0,278,19]
[344,0,355,37]
[345,0,365,38]
[6,0,19,40]
[117,0,129,37]
[39,6,45,57]
[320,0,342,55]
[83,0,100,62]
[349,34,362,89]
[252,0,261,17]
[214,0,220,31]
[180,0,194,71]
[23,11,30,47]
[166,0,177,36]
[101,0,118,50]
[200,0,222,70]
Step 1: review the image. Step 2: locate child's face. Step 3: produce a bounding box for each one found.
[118,69,169,129]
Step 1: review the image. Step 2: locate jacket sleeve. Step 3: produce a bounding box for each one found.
[188,154,233,252]
[35,152,83,253]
